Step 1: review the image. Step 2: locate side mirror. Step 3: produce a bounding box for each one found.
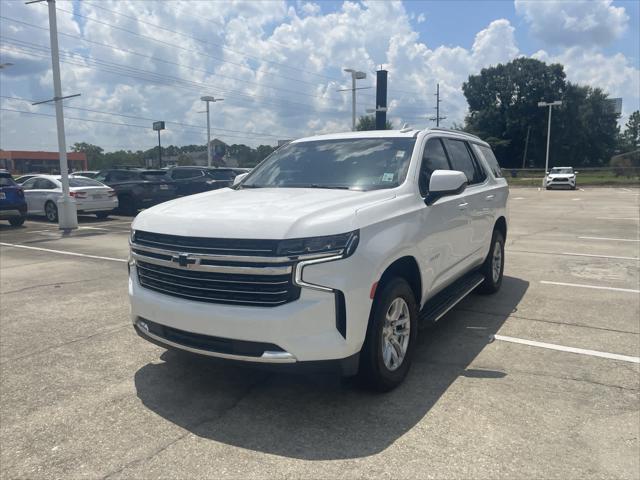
[574,171,579,174]
[425,170,467,205]
[232,172,248,186]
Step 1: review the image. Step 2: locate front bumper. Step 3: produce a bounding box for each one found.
[546,177,576,188]
[129,259,368,367]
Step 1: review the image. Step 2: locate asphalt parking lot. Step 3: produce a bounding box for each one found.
[1,186,638,479]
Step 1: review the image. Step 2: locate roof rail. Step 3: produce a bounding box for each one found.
[428,127,482,140]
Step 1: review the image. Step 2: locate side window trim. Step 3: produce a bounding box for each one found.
[464,141,487,185]
[418,137,452,197]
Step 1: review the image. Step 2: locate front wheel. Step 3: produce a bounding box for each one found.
[357,278,418,392]
[9,216,25,227]
[95,211,110,220]
[477,230,504,294]
[45,201,58,222]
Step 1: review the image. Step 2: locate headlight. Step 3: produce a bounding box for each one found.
[277,230,359,259]
[130,229,136,244]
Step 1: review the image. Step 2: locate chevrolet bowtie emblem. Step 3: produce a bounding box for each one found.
[171,253,196,268]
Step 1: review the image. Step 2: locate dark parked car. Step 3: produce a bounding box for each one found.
[167,166,247,196]
[0,170,27,226]
[93,169,177,215]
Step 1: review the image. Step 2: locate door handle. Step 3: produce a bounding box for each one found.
[485,194,495,201]
[458,202,469,209]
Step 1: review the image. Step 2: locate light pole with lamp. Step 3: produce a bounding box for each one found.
[340,69,367,131]
[200,96,223,168]
[538,100,562,188]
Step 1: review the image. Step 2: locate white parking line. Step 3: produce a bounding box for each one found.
[513,197,526,200]
[578,236,640,242]
[493,334,640,364]
[0,242,126,263]
[540,280,639,293]
[571,198,581,201]
[561,252,639,261]
[596,217,639,221]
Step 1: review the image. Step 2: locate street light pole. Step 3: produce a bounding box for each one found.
[538,100,562,188]
[200,96,223,167]
[341,69,367,131]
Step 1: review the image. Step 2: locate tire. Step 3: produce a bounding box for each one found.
[95,211,110,220]
[477,230,505,295]
[118,195,138,216]
[9,216,25,227]
[45,201,58,222]
[357,278,418,392]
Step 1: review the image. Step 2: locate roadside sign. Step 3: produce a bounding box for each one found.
[152,121,165,131]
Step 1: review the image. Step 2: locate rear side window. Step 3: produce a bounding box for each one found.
[0,175,16,187]
[208,170,236,180]
[110,171,140,182]
[172,169,203,180]
[419,138,450,195]
[34,179,57,190]
[442,139,486,185]
[474,145,503,178]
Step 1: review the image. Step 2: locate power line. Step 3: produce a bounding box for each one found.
[1,37,345,113]
[1,95,283,138]
[77,1,327,78]
[0,15,338,100]
[0,107,281,141]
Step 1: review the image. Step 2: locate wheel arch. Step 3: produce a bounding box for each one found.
[494,215,507,241]
[375,255,423,307]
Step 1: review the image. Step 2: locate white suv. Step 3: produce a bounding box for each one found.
[546,166,577,190]
[129,128,508,391]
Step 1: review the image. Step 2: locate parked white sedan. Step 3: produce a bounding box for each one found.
[21,175,119,221]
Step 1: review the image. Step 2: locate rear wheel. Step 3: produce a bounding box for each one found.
[45,201,58,222]
[95,211,110,220]
[9,216,25,227]
[477,230,504,294]
[357,278,418,392]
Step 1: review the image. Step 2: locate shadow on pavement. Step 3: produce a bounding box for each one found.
[134,275,529,460]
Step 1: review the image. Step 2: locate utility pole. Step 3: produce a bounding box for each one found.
[522,126,531,169]
[27,0,78,232]
[538,100,562,187]
[200,96,223,167]
[429,83,446,127]
[339,69,368,131]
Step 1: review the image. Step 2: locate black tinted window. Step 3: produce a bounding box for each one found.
[21,178,37,189]
[172,169,203,180]
[69,178,105,187]
[0,175,16,187]
[419,138,450,195]
[34,179,57,190]
[208,170,235,180]
[443,139,484,185]
[474,145,502,178]
[110,171,140,182]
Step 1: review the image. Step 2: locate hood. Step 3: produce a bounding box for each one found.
[133,187,395,239]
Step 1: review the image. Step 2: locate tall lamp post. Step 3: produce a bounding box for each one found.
[341,69,367,131]
[152,121,165,168]
[200,96,223,167]
[538,100,562,188]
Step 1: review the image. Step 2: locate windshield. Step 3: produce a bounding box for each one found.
[68,178,105,187]
[550,168,573,174]
[241,138,416,190]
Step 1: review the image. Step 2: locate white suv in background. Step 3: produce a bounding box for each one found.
[129,128,508,391]
[546,166,578,190]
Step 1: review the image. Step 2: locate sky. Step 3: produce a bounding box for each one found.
[0,0,638,152]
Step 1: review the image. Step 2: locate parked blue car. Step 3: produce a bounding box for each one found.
[0,170,27,226]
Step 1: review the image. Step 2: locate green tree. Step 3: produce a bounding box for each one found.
[462,57,619,168]
[71,142,104,169]
[355,115,393,131]
[618,111,640,153]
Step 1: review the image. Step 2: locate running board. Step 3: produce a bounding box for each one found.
[419,271,485,326]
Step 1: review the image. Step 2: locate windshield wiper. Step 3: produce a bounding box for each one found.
[297,184,353,190]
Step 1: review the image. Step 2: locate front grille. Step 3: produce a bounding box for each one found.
[136,260,300,307]
[134,230,279,256]
[552,177,569,182]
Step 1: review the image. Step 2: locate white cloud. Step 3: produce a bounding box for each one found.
[0,0,636,153]
[515,0,629,47]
